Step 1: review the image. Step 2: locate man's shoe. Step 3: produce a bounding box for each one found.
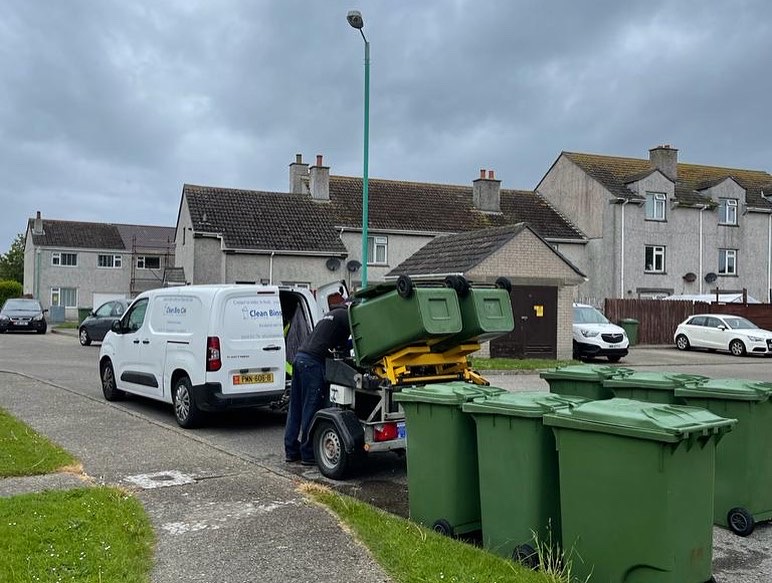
[285,455,301,463]
[300,459,316,466]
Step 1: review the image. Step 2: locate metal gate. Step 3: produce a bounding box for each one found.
[490,286,557,359]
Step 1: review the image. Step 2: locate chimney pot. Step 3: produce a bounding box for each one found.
[316,154,323,166]
[487,170,495,180]
[295,153,303,164]
[479,169,486,179]
[36,211,41,219]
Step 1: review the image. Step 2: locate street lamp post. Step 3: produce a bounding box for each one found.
[347,10,370,289]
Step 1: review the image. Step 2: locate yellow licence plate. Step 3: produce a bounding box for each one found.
[233,373,274,385]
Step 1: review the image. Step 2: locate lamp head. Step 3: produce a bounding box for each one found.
[347,10,364,29]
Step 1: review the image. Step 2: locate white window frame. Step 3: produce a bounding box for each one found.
[367,235,388,265]
[51,251,78,267]
[719,249,737,275]
[645,192,667,221]
[98,254,122,268]
[136,256,161,270]
[50,287,78,308]
[719,199,738,225]
[644,245,666,273]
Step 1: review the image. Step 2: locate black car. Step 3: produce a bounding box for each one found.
[0,298,48,333]
[79,299,129,346]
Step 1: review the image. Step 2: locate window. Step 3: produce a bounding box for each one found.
[719,198,738,225]
[136,256,161,270]
[367,235,388,265]
[98,254,122,268]
[719,249,737,275]
[644,245,666,273]
[51,252,77,266]
[51,287,77,308]
[124,298,149,332]
[645,192,667,221]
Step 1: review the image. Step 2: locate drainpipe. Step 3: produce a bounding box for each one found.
[699,205,708,295]
[269,252,275,285]
[35,249,41,300]
[768,212,771,302]
[620,199,630,298]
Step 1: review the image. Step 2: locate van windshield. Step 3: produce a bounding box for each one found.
[574,306,609,324]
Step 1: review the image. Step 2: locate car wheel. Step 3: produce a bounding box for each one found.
[675,334,690,351]
[78,327,92,346]
[729,339,747,357]
[37,325,47,334]
[313,420,355,480]
[101,360,125,401]
[607,355,622,363]
[173,376,202,428]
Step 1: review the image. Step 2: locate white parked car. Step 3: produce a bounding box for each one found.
[674,314,772,357]
[572,303,629,362]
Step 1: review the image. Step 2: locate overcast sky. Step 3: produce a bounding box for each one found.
[3,0,772,251]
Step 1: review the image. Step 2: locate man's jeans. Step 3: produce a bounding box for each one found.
[283,352,327,462]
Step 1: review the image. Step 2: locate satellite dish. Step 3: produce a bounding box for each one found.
[683,272,697,283]
[346,260,362,273]
[325,258,341,272]
[705,272,718,283]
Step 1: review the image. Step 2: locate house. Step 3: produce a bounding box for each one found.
[388,223,586,360]
[23,212,179,320]
[536,145,772,302]
[174,154,586,290]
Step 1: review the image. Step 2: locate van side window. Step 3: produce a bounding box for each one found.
[125,299,149,332]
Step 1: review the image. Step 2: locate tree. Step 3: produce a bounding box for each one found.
[0,233,24,285]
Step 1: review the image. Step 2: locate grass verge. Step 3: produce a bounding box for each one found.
[0,487,155,582]
[471,358,578,371]
[0,407,77,477]
[302,483,561,583]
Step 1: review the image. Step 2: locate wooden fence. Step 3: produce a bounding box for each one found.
[603,299,772,345]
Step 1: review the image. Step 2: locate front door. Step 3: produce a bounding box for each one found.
[490,286,558,359]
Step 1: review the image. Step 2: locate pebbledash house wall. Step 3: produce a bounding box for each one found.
[339,231,435,286]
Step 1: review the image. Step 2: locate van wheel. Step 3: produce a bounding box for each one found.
[173,376,202,428]
[313,420,353,480]
[101,360,125,401]
[79,327,92,346]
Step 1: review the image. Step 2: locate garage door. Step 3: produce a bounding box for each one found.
[92,293,127,310]
[490,286,557,359]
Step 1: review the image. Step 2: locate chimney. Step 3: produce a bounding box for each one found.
[289,153,309,194]
[309,154,330,201]
[649,144,678,181]
[473,168,501,212]
[33,211,43,235]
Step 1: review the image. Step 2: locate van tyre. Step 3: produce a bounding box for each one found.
[676,334,690,351]
[101,360,125,401]
[173,376,202,429]
[79,327,92,346]
[313,420,354,480]
[729,339,747,357]
[728,507,755,537]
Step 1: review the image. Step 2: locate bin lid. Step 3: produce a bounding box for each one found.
[462,391,587,417]
[620,318,639,324]
[543,398,736,442]
[602,371,708,391]
[675,379,772,402]
[393,381,504,405]
[540,364,634,381]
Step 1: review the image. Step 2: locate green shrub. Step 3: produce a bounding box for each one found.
[0,280,22,307]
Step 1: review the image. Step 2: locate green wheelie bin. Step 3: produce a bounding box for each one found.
[433,286,515,352]
[675,378,772,536]
[540,364,634,400]
[544,399,735,583]
[393,381,505,536]
[603,371,708,404]
[461,392,587,565]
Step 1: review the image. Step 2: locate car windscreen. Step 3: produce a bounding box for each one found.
[724,317,758,330]
[573,306,609,324]
[1,299,42,312]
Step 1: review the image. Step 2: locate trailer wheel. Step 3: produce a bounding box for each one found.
[314,420,353,480]
[396,275,414,298]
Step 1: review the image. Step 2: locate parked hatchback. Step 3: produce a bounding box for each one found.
[79,299,129,346]
[674,314,772,356]
[0,298,48,333]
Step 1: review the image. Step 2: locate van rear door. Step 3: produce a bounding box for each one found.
[214,287,286,396]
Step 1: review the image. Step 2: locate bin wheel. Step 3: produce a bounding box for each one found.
[727,507,755,537]
[675,334,690,351]
[494,276,512,293]
[313,420,353,480]
[444,275,470,298]
[396,275,414,298]
[431,519,454,537]
[512,544,539,569]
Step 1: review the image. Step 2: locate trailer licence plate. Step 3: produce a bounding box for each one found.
[233,373,274,385]
[397,422,406,439]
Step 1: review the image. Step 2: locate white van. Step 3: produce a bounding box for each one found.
[572,302,629,362]
[98,283,345,427]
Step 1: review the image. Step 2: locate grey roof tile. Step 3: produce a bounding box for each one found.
[28,219,127,250]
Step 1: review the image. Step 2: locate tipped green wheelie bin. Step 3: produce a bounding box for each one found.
[675,378,772,536]
[603,371,709,404]
[544,399,735,583]
[349,285,462,366]
[393,381,505,536]
[433,286,514,352]
[461,392,587,565]
[540,364,634,400]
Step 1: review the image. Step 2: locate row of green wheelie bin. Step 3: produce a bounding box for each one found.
[394,380,735,583]
[543,365,772,537]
